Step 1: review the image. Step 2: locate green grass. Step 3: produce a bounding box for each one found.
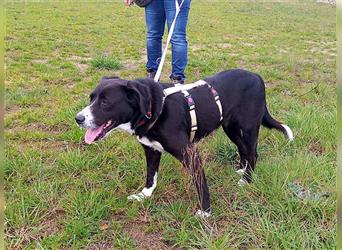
[5,1,336,249]
[91,55,122,70]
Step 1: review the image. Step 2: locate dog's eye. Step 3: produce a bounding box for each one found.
[100,97,110,107]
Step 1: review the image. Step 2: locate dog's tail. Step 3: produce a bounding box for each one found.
[262,107,294,141]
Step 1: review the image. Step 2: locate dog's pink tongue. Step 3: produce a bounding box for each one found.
[85,124,105,144]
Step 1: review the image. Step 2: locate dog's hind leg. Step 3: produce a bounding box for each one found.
[238,127,259,185]
[222,123,247,172]
[223,123,259,186]
[128,145,161,201]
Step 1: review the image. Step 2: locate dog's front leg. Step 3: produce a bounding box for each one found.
[127,145,161,201]
[182,145,211,218]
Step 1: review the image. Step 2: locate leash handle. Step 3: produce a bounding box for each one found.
[154,0,185,82]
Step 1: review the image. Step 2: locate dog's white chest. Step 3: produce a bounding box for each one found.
[116,122,135,134]
[137,136,164,152]
[113,122,164,152]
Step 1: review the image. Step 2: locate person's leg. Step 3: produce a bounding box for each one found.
[165,0,191,82]
[145,1,166,76]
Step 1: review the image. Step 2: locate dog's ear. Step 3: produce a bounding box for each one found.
[125,80,152,117]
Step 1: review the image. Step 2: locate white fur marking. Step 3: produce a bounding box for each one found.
[101,122,134,139]
[78,103,95,128]
[196,210,211,218]
[236,160,248,176]
[138,137,164,152]
[281,124,294,141]
[115,122,134,134]
[236,169,245,176]
[127,172,158,201]
[141,172,158,197]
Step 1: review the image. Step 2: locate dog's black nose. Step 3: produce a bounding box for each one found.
[75,114,85,125]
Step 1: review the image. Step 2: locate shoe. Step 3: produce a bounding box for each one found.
[170,75,184,84]
[147,69,156,79]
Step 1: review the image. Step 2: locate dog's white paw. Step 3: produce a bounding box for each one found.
[238,178,248,187]
[128,185,156,201]
[235,169,245,176]
[127,192,145,201]
[195,210,211,218]
[238,178,247,186]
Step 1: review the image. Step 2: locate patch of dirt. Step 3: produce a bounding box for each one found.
[30,123,69,133]
[86,239,115,250]
[75,62,89,73]
[66,81,76,89]
[192,68,201,79]
[241,42,255,48]
[31,59,49,64]
[316,0,336,5]
[191,43,232,51]
[216,43,232,49]
[305,40,336,57]
[306,40,335,46]
[223,34,240,40]
[40,209,65,237]
[140,48,147,63]
[191,44,206,51]
[278,49,288,54]
[263,80,278,88]
[52,48,60,57]
[69,55,93,62]
[308,141,325,156]
[302,59,319,64]
[237,59,246,67]
[5,35,15,41]
[6,122,71,138]
[67,55,92,73]
[5,208,65,249]
[16,139,79,153]
[5,226,38,249]
[5,105,21,116]
[124,60,138,70]
[123,217,170,250]
[310,47,336,57]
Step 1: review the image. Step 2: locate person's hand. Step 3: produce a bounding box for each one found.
[124,0,134,6]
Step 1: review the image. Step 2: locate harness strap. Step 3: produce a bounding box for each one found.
[207,84,223,121]
[163,80,223,143]
[182,90,197,142]
[163,80,207,97]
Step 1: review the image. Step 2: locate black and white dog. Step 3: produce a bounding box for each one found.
[75,69,293,217]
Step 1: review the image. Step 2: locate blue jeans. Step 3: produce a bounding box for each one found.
[145,0,191,81]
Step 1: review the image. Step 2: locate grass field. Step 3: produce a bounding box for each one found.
[5,1,336,249]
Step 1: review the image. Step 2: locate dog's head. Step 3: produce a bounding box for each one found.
[76,76,154,144]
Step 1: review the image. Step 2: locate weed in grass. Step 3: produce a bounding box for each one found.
[90,54,122,70]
